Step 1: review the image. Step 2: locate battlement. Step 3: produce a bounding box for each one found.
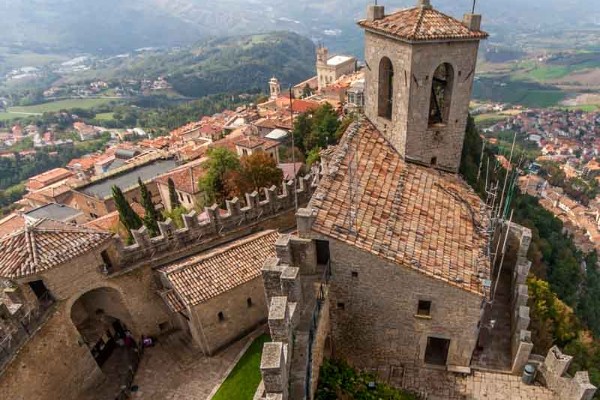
[108,173,319,274]
[258,216,331,400]
[539,346,597,400]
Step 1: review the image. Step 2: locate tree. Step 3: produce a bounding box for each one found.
[292,103,340,155]
[138,178,160,236]
[112,185,143,242]
[198,147,240,206]
[226,152,283,196]
[168,177,180,209]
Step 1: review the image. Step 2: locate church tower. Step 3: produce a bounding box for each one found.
[269,76,281,100]
[359,0,488,172]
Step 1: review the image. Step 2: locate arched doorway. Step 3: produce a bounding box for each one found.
[70,287,134,368]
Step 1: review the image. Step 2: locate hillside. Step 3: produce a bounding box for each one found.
[1,0,599,57]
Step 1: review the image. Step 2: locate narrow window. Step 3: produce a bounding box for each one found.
[351,271,358,278]
[429,63,454,126]
[337,302,345,310]
[218,312,224,321]
[186,194,191,203]
[378,57,394,120]
[430,157,437,166]
[417,300,432,317]
[247,298,253,307]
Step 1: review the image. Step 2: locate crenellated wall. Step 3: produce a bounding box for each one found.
[108,173,319,274]
[538,346,597,400]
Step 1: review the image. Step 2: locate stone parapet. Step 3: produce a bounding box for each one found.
[110,174,318,273]
[539,346,597,400]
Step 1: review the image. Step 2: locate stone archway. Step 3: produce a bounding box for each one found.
[70,287,134,368]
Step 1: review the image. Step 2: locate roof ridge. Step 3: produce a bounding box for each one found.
[411,6,427,40]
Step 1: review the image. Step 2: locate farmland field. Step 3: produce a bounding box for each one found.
[9,98,117,114]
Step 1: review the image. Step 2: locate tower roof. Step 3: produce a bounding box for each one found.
[358,6,488,42]
[0,219,113,279]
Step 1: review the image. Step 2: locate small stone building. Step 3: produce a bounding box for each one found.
[316,46,357,91]
[158,230,278,355]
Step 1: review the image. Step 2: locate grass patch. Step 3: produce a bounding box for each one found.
[474,113,506,125]
[527,65,572,81]
[9,98,117,114]
[212,334,271,400]
[95,112,115,121]
[559,104,600,112]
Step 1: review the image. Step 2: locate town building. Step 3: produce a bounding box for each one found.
[316,45,357,91]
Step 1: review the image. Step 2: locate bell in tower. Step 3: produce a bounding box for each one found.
[358,0,488,172]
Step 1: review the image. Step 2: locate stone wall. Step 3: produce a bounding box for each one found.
[538,346,597,400]
[325,235,483,372]
[363,30,481,172]
[0,304,102,400]
[189,277,267,355]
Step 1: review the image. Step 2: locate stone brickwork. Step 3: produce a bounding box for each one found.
[324,235,482,371]
[538,346,597,400]
[189,277,267,355]
[363,30,481,172]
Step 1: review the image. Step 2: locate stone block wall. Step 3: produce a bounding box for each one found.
[538,346,597,400]
[325,235,483,371]
[502,222,534,374]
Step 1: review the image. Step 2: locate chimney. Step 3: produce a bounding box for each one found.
[463,13,482,30]
[367,4,385,21]
[417,0,432,8]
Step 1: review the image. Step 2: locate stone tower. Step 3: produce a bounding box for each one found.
[359,0,488,172]
[269,76,281,100]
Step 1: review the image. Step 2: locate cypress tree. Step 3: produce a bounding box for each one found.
[168,177,181,209]
[112,185,143,241]
[138,178,160,236]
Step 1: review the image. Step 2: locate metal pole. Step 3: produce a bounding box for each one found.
[498,132,516,219]
[477,139,486,183]
[289,85,298,211]
[492,209,513,302]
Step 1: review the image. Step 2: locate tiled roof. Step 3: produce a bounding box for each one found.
[234,136,279,151]
[160,289,186,313]
[154,159,206,195]
[358,6,488,42]
[0,214,25,239]
[26,168,74,191]
[309,118,490,295]
[0,219,114,279]
[161,230,278,306]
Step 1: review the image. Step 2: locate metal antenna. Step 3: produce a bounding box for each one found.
[492,209,514,302]
[476,139,486,183]
[472,0,477,14]
[497,132,516,219]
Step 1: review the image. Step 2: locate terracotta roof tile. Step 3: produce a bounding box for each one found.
[234,136,280,151]
[309,118,490,295]
[0,219,113,279]
[161,230,278,306]
[358,6,488,42]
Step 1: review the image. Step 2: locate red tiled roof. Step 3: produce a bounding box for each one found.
[85,203,146,232]
[0,214,25,238]
[309,118,490,295]
[0,219,113,279]
[155,159,205,195]
[161,230,278,306]
[234,136,279,151]
[27,168,74,191]
[358,6,488,42]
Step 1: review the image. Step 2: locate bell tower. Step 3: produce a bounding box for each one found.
[359,0,488,172]
[269,76,281,100]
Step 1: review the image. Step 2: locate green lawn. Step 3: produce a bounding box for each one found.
[9,98,117,114]
[95,112,115,121]
[474,113,506,125]
[212,334,271,400]
[527,65,572,81]
[560,104,600,112]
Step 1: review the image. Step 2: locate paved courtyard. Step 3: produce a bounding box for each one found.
[83,330,251,400]
[400,367,556,400]
[130,332,248,400]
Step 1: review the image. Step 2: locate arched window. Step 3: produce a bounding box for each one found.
[378,57,394,119]
[429,63,454,126]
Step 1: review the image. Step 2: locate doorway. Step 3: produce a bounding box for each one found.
[315,240,330,265]
[424,337,450,366]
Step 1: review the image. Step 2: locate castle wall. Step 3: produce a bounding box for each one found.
[0,304,102,400]
[189,277,267,355]
[326,236,483,371]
